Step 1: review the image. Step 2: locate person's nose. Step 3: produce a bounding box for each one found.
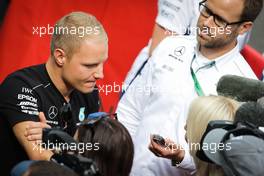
[203,15,215,27]
[94,63,104,79]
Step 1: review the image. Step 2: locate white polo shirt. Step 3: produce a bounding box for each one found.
[156,0,250,47]
[156,0,199,35]
[117,35,257,176]
[123,0,251,87]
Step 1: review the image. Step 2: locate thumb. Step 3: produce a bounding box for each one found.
[39,112,47,123]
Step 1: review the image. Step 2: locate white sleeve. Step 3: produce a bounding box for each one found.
[156,0,194,34]
[138,39,196,173]
[179,142,197,173]
[116,57,153,137]
[140,71,196,173]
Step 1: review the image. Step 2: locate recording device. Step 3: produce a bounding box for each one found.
[51,153,100,176]
[42,128,100,176]
[196,120,234,163]
[217,75,264,102]
[42,127,77,152]
[152,134,166,146]
[234,101,264,129]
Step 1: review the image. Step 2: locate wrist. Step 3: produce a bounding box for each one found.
[171,149,185,167]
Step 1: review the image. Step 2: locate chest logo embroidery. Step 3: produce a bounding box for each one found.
[174,46,185,57]
[48,106,58,119]
[79,107,85,122]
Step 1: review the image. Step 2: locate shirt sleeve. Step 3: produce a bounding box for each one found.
[137,37,196,173]
[155,0,195,34]
[178,143,197,173]
[139,73,196,173]
[0,76,40,126]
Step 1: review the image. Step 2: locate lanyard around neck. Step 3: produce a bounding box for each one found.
[190,54,215,96]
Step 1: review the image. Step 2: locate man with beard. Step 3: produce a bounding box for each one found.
[122,0,251,90]
[116,0,263,175]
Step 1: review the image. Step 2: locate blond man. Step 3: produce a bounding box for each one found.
[0,12,108,175]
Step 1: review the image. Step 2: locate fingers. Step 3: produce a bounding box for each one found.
[24,117,51,142]
[27,134,42,141]
[149,136,167,157]
[25,124,43,141]
[165,138,174,144]
[26,122,51,129]
[149,143,161,157]
[149,135,185,161]
[25,127,42,136]
[39,112,47,123]
[151,139,164,152]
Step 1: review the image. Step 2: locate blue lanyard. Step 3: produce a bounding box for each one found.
[190,54,215,96]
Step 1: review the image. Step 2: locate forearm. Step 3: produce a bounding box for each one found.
[13,121,53,161]
[149,23,175,56]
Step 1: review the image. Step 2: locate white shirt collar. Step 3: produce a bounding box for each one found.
[194,43,240,70]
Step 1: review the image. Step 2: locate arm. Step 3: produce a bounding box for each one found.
[0,77,53,160]
[149,0,196,55]
[148,23,175,56]
[139,39,196,172]
[13,120,53,160]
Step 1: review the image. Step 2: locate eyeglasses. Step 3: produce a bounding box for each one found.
[76,112,118,127]
[199,1,246,28]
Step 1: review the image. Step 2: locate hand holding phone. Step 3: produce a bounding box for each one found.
[152,134,166,146]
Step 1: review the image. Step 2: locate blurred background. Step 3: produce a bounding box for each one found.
[0,0,263,112]
[248,6,264,54]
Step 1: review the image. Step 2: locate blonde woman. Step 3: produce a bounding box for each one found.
[149,95,239,176]
[186,95,239,176]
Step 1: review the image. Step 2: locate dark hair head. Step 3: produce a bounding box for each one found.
[77,118,134,176]
[23,161,77,176]
[234,101,264,127]
[240,0,263,22]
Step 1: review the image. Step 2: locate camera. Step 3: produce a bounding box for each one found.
[42,128,101,176]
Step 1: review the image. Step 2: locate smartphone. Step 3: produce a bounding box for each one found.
[152,134,166,146]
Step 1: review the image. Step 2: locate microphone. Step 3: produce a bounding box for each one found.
[216,75,264,102]
[234,101,264,129]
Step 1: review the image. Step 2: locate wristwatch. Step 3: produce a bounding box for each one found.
[171,158,181,167]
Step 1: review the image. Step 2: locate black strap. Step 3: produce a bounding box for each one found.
[120,59,149,99]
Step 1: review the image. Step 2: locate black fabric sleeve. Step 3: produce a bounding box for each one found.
[0,76,40,127]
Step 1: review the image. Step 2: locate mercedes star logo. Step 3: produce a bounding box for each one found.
[174,46,185,56]
[48,106,58,119]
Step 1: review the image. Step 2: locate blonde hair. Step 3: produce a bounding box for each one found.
[186,95,239,176]
[50,11,108,58]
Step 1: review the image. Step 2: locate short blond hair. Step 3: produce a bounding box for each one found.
[50,11,108,58]
[186,95,240,176]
